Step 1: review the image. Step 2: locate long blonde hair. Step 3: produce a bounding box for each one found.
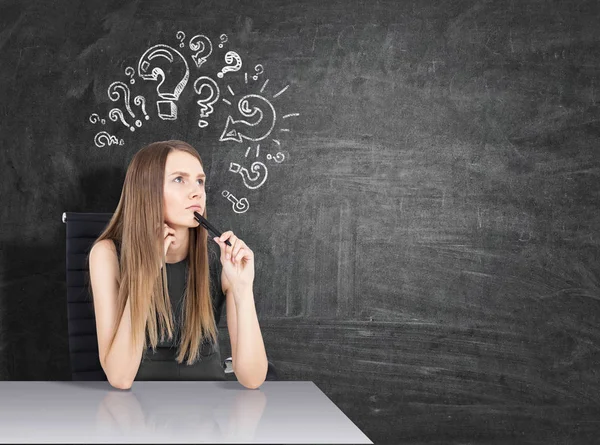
[87,140,218,365]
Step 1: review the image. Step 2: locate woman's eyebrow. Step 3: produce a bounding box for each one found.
[169,171,206,178]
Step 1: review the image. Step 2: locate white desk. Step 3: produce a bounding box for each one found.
[0,381,372,444]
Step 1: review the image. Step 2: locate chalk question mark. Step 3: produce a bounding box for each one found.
[124,67,135,84]
[229,161,268,190]
[89,113,106,125]
[193,76,220,128]
[107,81,141,129]
[138,44,190,120]
[188,34,213,68]
[217,51,242,79]
[221,190,249,214]
[219,94,276,143]
[109,108,134,132]
[252,64,264,80]
[218,34,228,48]
[94,131,123,148]
[266,152,285,163]
[134,96,150,121]
[176,31,186,48]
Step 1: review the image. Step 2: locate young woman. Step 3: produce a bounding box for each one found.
[87,140,268,390]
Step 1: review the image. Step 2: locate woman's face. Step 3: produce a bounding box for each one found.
[163,150,206,228]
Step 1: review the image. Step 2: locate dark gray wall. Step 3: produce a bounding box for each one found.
[1,0,600,443]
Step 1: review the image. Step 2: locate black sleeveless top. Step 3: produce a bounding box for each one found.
[113,238,227,381]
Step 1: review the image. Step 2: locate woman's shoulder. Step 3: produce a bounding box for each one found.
[90,239,121,268]
[92,238,118,256]
[89,239,121,284]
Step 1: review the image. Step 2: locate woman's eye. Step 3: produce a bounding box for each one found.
[174,176,204,185]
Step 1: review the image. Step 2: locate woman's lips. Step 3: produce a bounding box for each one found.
[188,206,202,211]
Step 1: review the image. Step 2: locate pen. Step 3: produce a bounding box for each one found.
[193,211,232,246]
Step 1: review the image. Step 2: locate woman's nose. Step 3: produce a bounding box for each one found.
[190,188,203,198]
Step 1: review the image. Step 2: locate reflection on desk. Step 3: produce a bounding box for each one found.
[0,381,372,444]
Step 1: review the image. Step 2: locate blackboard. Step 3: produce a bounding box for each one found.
[1,0,600,442]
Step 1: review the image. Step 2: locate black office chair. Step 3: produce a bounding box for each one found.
[63,211,278,381]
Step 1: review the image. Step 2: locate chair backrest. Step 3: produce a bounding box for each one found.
[63,212,112,381]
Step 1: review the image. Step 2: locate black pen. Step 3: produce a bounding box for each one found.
[193,211,232,246]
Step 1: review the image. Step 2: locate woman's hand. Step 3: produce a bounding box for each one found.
[164,223,176,258]
[213,231,254,296]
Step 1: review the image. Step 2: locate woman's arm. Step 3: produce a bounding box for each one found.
[89,240,145,389]
[215,233,268,389]
[230,286,268,389]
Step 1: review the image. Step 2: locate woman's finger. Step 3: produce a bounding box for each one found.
[234,247,248,264]
[214,236,227,263]
[226,236,238,260]
[231,240,246,263]
[219,231,233,242]
[164,234,175,256]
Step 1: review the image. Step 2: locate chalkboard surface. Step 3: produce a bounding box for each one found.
[1,0,600,442]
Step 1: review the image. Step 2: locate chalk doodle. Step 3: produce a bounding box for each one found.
[272,84,289,99]
[138,44,190,120]
[259,79,269,93]
[221,190,249,214]
[88,32,300,215]
[229,161,268,190]
[245,144,260,158]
